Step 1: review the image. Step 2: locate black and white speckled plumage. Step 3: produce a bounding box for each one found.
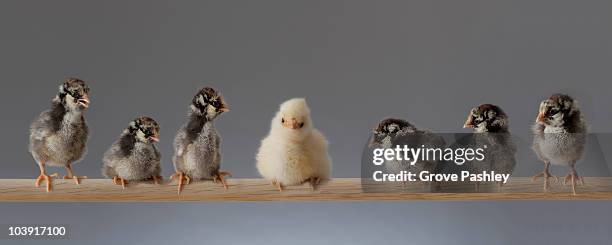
[102,117,161,181]
[532,94,587,167]
[369,118,446,178]
[172,87,228,180]
[463,104,517,178]
[531,94,587,194]
[29,78,90,168]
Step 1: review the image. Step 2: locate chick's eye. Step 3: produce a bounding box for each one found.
[547,108,559,115]
[299,122,305,128]
[281,118,285,124]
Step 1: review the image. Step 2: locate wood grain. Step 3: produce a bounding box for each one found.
[1,178,612,202]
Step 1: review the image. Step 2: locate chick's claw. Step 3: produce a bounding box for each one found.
[63,165,85,185]
[213,171,231,190]
[564,171,584,195]
[112,176,120,185]
[532,170,558,191]
[272,180,284,192]
[564,173,584,186]
[112,176,127,189]
[63,175,87,185]
[35,173,57,192]
[170,172,191,194]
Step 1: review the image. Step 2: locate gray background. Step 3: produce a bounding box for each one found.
[1,0,611,244]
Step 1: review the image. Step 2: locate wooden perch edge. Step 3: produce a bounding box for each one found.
[1,178,612,202]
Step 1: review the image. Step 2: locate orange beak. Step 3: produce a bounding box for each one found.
[463,116,474,128]
[77,94,90,108]
[536,111,546,124]
[149,131,160,142]
[219,107,230,113]
[282,118,301,129]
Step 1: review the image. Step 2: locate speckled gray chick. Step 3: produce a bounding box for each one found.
[532,94,587,195]
[29,78,90,192]
[462,104,517,190]
[171,87,230,194]
[369,118,446,190]
[102,116,162,189]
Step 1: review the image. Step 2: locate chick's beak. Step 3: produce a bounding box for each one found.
[282,118,301,130]
[463,116,474,128]
[219,106,230,113]
[149,133,160,142]
[536,111,546,124]
[78,94,90,108]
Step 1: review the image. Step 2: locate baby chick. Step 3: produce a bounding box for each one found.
[463,104,517,190]
[463,104,509,133]
[369,118,445,189]
[256,98,332,191]
[532,94,586,194]
[29,78,90,192]
[102,116,162,189]
[171,87,230,194]
[369,118,416,149]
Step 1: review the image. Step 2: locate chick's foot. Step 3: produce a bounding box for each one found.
[63,165,86,185]
[35,173,58,192]
[272,180,284,192]
[63,175,87,185]
[213,171,231,190]
[170,172,191,194]
[112,176,128,189]
[564,171,584,195]
[532,169,558,192]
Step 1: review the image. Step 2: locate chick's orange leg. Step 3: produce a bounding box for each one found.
[35,162,55,192]
[532,162,558,191]
[63,164,87,185]
[271,180,284,192]
[170,172,191,194]
[213,171,231,190]
[564,164,584,195]
[112,176,127,189]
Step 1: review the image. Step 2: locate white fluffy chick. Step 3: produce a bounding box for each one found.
[256,98,332,192]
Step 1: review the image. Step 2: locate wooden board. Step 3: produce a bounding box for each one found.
[1,178,612,202]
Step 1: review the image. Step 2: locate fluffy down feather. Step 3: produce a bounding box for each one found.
[170,86,230,193]
[29,79,90,168]
[256,98,332,186]
[102,117,162,183]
